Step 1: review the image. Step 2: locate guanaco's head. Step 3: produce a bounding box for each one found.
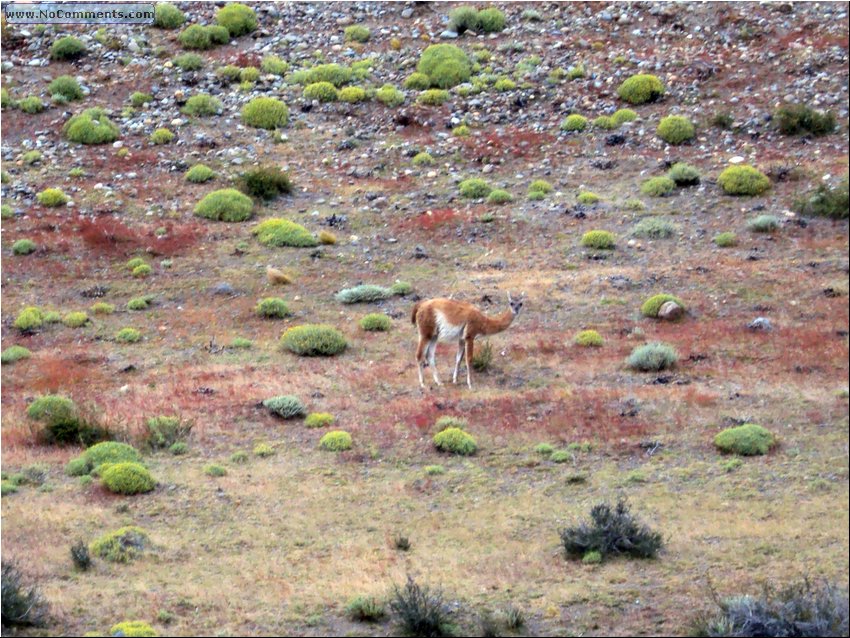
[507,292,524,317]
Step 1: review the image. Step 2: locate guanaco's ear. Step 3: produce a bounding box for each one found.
[507,291,513,304]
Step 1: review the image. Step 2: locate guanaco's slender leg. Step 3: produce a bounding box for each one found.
[465,338,475,389]
[415,334,427,388]
[452,339,465,384]
[429,337,442,385]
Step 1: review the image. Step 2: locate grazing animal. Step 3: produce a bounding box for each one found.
[411,293,524,389]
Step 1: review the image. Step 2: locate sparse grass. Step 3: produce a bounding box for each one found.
[390,576,454,638]
[472,340,492,371]
[346,595,385,622]
[632,217,676,238]
[747,215,781,233]
[627,342,678,371]
[281,325,347,356]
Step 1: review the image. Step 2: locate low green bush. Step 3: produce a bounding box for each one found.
[626,342,678,371]
[216,2,256,36]
[667,162,700,186]
[577,191,601,205]
[417,89,450,105]
[581,230,615,249]
[204,464,227,477]
[238,166,293,200]
[404,72,431,90]
[346,595,385,622]
[109,621,157,637]
[127,296,153,311]
[252,218,316,247]
[182,94,222,116]
[90,302,114,314]
[12,239,36,255]
[338,86,367,103]
[575,330,604,347]
[487,189,512,204]
[560,114,588,132]
[63,108,120,144]
[254,442,275,457]
[241,97,289,129]
[150,128,174,145]
[612,108,638,125]
[27,395,77,427]
[178,24,213,49]
[14,307,43,332]
[303,81,339,102]
[173,52,204,70]
[631,217,676,238]
[477,7,506,32]
[747,214,781,233]
[255,297,290,318]
[560,499,663,561]
[281,325,347,356]
[641,294,684,318]
[1,345,31,364]
[261,55,288,75]
[593,115,618,130]
[640,176,676,197]
[194,189,254,222]
[36,188,69,207]
[320,430,352,451]
[433,427,477,455]
[130,91,153,107]
[305,413,334,429]
[100,462,155,494]
[617,73,664,104]
[305,63,352,87]
[145,415,191,450]
[713,232,738,247]
[775,103,836,136]
[417,44,471,89]
[412,152,434,166]
[717,165,770,196]
[793,177,849,219]
[336,284,392,304]
[185,164,215,183]
[360,313,391,331]
[82,441,142,472]
[459,178,491,199]
[344,24,370,42]
[528,179,553,196]
[375,84,404,107]
[154,3,185,28]
[714,423,776,456]
[51,36,86,60]
[656,115,695,144]
[116,327,141,343]
[90,526,149,562]
[48,75,83,101]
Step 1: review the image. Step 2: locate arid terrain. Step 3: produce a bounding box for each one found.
[1,2,848,636]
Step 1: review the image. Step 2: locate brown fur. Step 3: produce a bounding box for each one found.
[266,266,292,285]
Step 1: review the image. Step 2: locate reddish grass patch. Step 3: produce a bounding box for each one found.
[402,208,460,231]
[462,127,555,163]
[76,215,203,257]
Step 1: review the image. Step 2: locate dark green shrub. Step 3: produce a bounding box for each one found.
[216,3,257,36]
[714,232,738,247]
[207,25,231,45]
[641,294,684,317]
[747,215,781,233]
[692,578,848,637]
[418,44,471,89]
[471,340,492,371]
[657,115,695,144]
[390,576,453,638]
[617,74,664,104]
[70,541,91,571]
[448,6,479,34]
[204,464,227,477]
[178,24,212,49]
[90,526,149,562]
[640,176,676,197]
[305,413,334,429]
[793,178,849,220]
[12,239,36,255]
[130,91,154,107]
[255,297,290,318]
[50,36,86,60]
[27,395,77,427]
[48,75,83,101]
[626,342,678,371]
[100,462,155,494]
[404,72,431,90]
[375,84,404,107]
[668,162,700,186]
[63,108,120,144]
[144,416,191,450]
[433,427,477,455]
[1,562,49,628]
[718,165,771,196]
[238,166,293,200]
[281,325,347,356]
[581,230,615,249]
[319,430,353,451]
[263,395,306,419]
[346,595,385,622]
[360,313,391,331]
[150,128,174,145]
[714,423,776,456]
[477,7,506,32]
[241,97,289,129]
[173,52,204,70]
[261,55,288,75]
[1,346,31,364]
[185,164,215,183]
[344,24,370,42]
[305,63,352,87]
[774,104,836,136]
[459,178,491,199]
[252,218,316,247]
[560,500,662,561]
[169,442,188,455]
[194,189,254,222]
[560,114,588,131]
[154,3,185,28]
[303,81,338,102]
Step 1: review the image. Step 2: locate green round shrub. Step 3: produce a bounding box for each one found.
[63,108,120,144]
[173,52,204,70]
[390,281,412,296]
[612,108,638,125]
[62,311,89,328]
[12,239,36,255]
[116,327,141,343]
[305,413,334,429]
[261,55,288,75]
[561,114,588,132]
[449,6,479,33]
[626,342,678,371]
[14,307,43,332]
[747,215,781,233]
[417,44,471,89]
[254,442,275,457]
[100,462,155,494]
[204,464,227,477]
[127,296,152,311]
[360,313,391,331]
[640,176,676,197]
[593,115,618,130]
[194,189,254,222]
[178,24,212,49]
[375,84,404,107]
[580,230,615,249]
[305,63,352,87]
[185,164,215,183]
[263,395,306,419]
[154,2,185,28]
[84,441,142,470]
[338,86,367,103]
[1,345,31,364]
[459,178,491,199]
[640,294,684,318]
[303,81,339,102]
[170,442,188,455]
[48,75,83,101]
[216,3,257,36]
[109,621,157,637]
[238,166,293,200]
[216,64,242,83]
[487,189,512,204]
[577,191,601,205]
[433,427,477,455]
[36,188,69,207]
[131,263,152,279]
[319,430,352,452]
[335,284,392,304]
[150,128,174,145]
[617,73,664,104]
[631,217,676,238]
[252,218,316,247]
[241,97,289,129]
[713,232,737,247]
[207,25,231,45]
[65,456,90,477]
[404,72,431,90]
[575,330,604,347]
[718,165,771,196]
[90,526,149,562]
[344,24,370,42]
[657,115,695,144]
[714,423,776,456]
[182,94,222,116]
[476,7,506,32]
[92,302,115,315]
[417,89,450,105]
[51,36,86,60]
[281,325,347,357]
[255,297,290,318]
[494,78,516,92]
[667,162,700,186]
[130,92,154,107]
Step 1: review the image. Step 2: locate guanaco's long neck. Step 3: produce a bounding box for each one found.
[481,310,515,336]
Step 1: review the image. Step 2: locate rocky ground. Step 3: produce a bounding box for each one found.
[1,2,848,637]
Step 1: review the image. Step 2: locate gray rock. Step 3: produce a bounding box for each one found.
[211,283,236,296]
[658,301,684,321]
[401,8,414,18]
[747,317,773,331]
[440,30,459,39]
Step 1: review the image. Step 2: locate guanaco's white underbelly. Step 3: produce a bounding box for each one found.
[434,311,466,341]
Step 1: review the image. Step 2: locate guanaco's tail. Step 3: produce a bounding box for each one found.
[410,301,422,325]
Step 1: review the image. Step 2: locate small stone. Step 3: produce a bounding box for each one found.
[440,30,459,39]
[658,301,684,321]
[401,7,414,18]
[747,317,773,331]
